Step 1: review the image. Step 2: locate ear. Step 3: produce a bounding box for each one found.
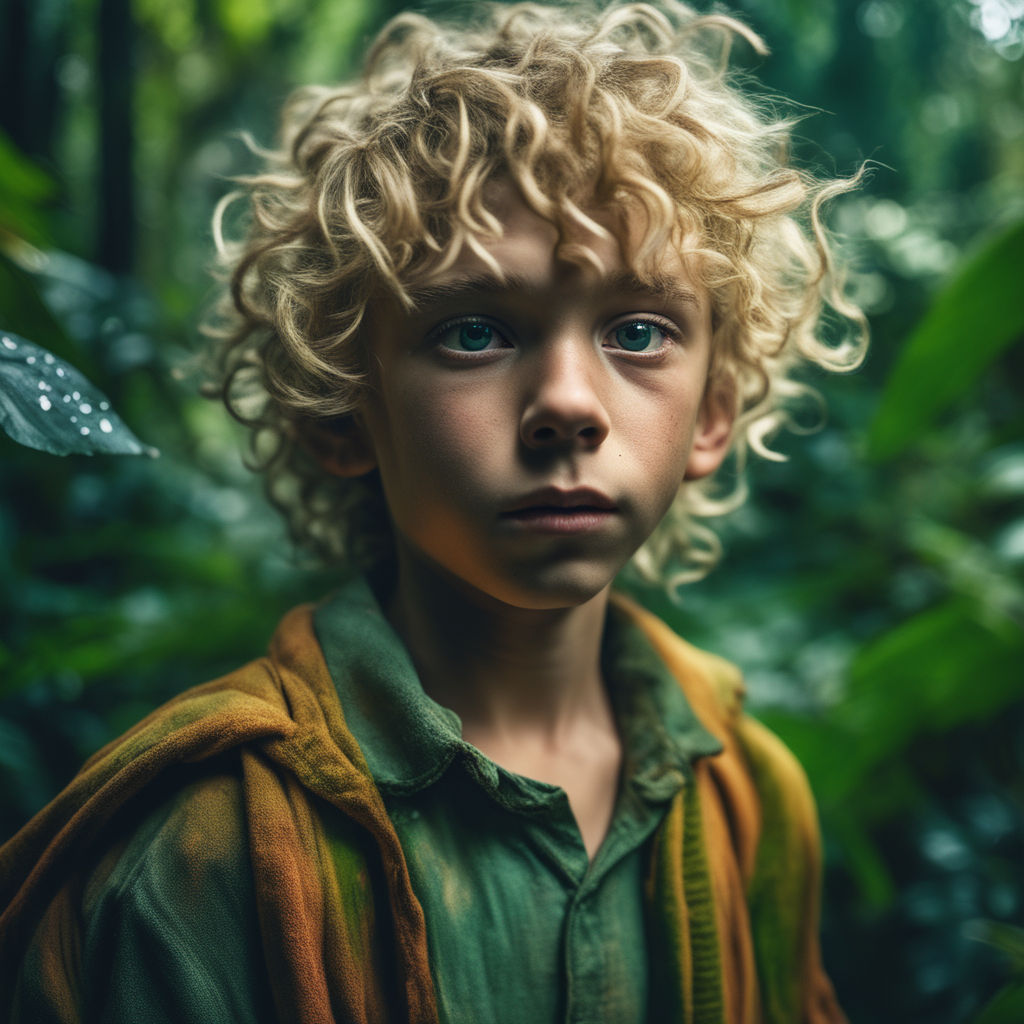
[684,381,735,481]
[297,414,377,478]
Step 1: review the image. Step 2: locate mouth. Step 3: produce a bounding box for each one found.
[500,487,618,533]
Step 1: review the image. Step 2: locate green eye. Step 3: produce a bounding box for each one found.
[437,320,496,352]
[610,321,664,352]
[459,323,493,350]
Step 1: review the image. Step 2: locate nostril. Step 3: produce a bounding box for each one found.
[525,420,607,446]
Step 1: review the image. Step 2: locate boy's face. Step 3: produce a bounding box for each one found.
[347,184,732,610]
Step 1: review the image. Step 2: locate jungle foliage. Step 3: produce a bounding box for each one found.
[0,0,1022,1020]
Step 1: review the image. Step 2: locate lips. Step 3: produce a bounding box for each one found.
[499,488,619,534]
[502,486,617,515]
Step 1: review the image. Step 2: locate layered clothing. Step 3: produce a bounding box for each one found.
[0,582,843,1023]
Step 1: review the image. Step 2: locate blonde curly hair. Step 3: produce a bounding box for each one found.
[205,0,866,584]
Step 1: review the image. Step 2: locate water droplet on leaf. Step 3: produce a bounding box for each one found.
[0,329,153,456]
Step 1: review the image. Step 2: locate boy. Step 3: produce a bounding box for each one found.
[0,2,865,1021]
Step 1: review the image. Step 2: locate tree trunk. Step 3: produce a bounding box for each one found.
[96,0,135,274]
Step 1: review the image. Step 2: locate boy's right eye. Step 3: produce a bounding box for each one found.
[433,318,508,354]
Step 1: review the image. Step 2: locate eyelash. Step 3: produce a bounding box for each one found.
[427,313,682,360]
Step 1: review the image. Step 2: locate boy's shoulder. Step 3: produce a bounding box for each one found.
[0,603,382,897]
[0,602,435,1021]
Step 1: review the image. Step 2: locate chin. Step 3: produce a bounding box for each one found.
[395,534,628,613]
[488,561,622,611]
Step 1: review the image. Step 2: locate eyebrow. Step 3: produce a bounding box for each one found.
[406,270,703,311]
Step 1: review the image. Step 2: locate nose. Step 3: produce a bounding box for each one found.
[519,341,611,450]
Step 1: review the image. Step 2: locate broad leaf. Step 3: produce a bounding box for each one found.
[758,597,1024,809]
[970,981,1024,1024]
[0,331,156,457]
[868,219,1024,460]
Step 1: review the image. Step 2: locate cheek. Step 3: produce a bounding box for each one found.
[378,380,508,499]
[622,382,702,479]
[425,401,502,467]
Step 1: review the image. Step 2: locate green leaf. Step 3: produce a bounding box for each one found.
[964,920,1024,973]
[841,598,1024,766]
[970,981,1024,1024]
[867,219,1024,460]
[759,598,1024,809]
[830,811,896,909]
[0,331,157,457]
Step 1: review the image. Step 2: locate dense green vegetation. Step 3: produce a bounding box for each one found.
[1,0,1021,1020]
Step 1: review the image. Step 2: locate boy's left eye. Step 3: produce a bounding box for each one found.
[604,320,674,353]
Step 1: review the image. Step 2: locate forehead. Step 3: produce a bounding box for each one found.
[410,178,698,306]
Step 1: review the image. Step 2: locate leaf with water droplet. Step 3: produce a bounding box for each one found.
[0,330,157,456]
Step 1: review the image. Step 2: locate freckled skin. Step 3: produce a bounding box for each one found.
[357,188,732,612]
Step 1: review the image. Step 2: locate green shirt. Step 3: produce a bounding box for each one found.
[314,577,722,1024]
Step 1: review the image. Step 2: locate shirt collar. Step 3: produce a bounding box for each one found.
[313,576,462,793]
[601,600,723,802]
[313,576,723,798]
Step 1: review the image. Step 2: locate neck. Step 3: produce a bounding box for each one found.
[383,544,624,860]
[385,552,611,745]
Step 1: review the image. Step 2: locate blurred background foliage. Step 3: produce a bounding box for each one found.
[0,0,1021,1019]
